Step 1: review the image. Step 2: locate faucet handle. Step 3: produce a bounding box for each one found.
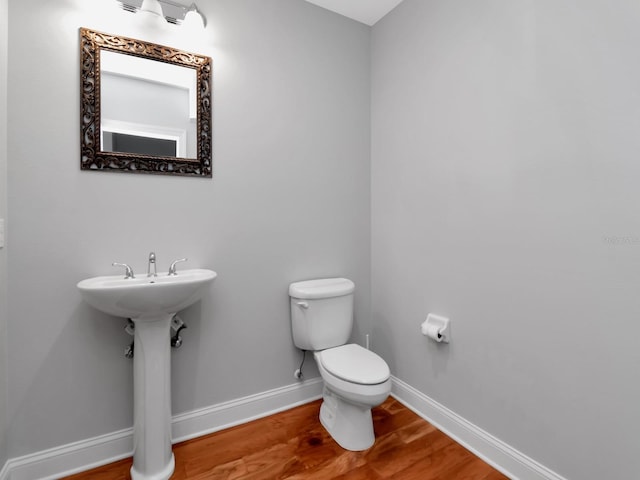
[112,262,135,279]
[168,258,188,276]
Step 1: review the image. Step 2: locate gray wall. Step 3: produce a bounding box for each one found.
[0,0,8,469]
[6,0,370,457]
[371,1,640,479]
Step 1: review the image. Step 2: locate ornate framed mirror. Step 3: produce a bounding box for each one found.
[80,28,212,177]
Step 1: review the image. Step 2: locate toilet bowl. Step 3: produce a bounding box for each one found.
[314,344,391,451]
[289,278,391,451]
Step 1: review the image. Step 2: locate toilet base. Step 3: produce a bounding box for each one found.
[319,387,375,451]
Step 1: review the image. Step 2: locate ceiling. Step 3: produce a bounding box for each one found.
[304,0,405,26]
[127,0,405,27]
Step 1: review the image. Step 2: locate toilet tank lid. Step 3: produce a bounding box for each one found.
[289,278,355,299]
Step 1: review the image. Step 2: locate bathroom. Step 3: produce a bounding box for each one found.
[1,0,639,479]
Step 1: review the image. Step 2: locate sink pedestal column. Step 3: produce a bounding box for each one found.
[130,313,175,480]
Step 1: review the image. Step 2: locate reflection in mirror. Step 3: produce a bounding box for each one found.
[80,28,212,177]
[100,50,197,159]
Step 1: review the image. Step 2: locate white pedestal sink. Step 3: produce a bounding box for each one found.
[77,269,217,480]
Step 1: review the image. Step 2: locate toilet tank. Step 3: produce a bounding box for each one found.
[289,278,355,351]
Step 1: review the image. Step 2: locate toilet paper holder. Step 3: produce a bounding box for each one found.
[421,313,451,343]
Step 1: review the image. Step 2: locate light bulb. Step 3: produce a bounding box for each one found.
[182,3,206,30]
[139,0,164,16]
[137,0,167,32]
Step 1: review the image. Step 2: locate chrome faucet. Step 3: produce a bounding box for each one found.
[112,262,135,279]
[147,252,157,277]
[168,258,188,276]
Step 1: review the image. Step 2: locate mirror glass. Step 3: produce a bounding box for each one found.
[100,50,197,159]
[80,28,212,177]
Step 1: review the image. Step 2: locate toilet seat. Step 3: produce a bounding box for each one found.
[317,344,390,385]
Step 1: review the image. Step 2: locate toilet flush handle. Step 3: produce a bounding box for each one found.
[296,301,309,309]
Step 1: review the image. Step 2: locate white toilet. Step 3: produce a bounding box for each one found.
[289,278,391,451]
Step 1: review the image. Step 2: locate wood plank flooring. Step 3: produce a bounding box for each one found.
[63,398,509,479]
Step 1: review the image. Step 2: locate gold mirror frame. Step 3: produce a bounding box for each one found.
[80,28,212,177]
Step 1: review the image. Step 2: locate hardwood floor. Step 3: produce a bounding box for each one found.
[63,398,509,479]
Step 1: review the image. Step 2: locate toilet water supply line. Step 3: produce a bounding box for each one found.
[294,350,306,380]
[123,315,187,358]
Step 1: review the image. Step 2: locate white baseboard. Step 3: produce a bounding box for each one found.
[3,429,133,480]
[2,378,323,480]
[0,460,9,480]
[390,376,568,480]
[171,378,323,443]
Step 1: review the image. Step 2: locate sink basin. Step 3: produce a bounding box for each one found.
[77,268,217,319]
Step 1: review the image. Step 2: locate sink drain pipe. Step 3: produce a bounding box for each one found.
[123,316,188,358]
[171,315,187,348]
[124,319,135,358]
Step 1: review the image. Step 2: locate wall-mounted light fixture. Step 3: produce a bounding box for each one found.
[117,0,206,29]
